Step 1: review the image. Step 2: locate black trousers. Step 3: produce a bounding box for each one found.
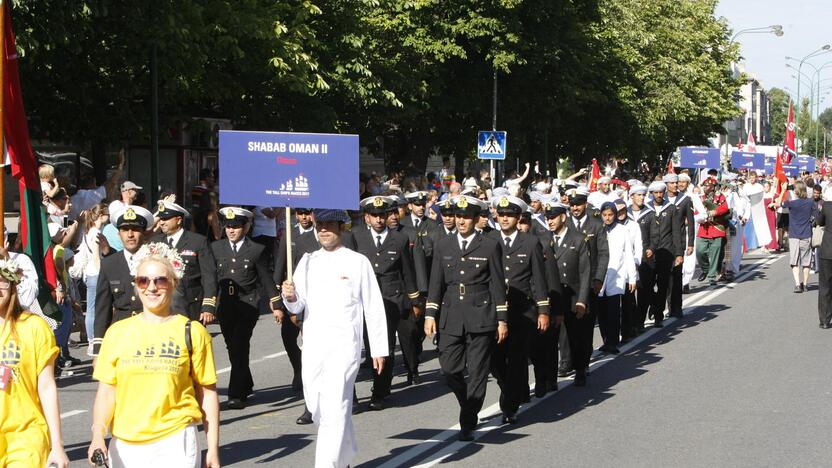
[554,287,595,377]
[532,318,557,388]
[218,300,258,399]
[491,312,536,413]
[438,331,494,431]
[397,310,424,374]
[621,289,638,339]
[818,257,832,326]
[371,304,400,399]
[643,250,673,325]
[281,317,302,379]
[670,261,683,316]
[637,262,653,328]
[598,294,622,348]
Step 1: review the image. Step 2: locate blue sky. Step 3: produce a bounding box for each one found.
[716,0,832,104]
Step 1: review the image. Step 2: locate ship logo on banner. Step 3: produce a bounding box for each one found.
[273,175,310,197]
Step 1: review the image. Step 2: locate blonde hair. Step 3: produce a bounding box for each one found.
[0,282,24,342]
[38,164,55,179]
[793,181,808,199]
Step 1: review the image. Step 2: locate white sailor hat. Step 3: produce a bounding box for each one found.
[568,186,590,204]
[648,181,667,193]
[491,187,511,198]
[360,195,397,214]
[492,195,528,214]
[597,176,612,184]
[543,201,570,217]
[662,173,679,183]
[529,191,546,202]
[626,178,641,187]
[629,185,648,195]
[460,186,480,197]
[533,181,552,192]
[564,180,579,189]
[111,205,155,230]
[155,200,189,219]
[678,173,691,182]
[451,195,488,216]
[404,191,429,204]
[219,207,254,226]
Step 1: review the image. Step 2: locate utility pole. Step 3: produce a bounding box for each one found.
[491,69,498,187]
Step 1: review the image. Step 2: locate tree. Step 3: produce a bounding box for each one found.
[768,87,790,144]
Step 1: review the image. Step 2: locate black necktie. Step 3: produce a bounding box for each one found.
[504,237,511,249]
[167,237,174,247]
[232,242,238,254]
[376,235,382,248]
[555,235,562,247]
[415,218,420,227]
[461,240,468,252]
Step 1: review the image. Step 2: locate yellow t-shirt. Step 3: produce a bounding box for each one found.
[0,313,59,467]
[93,314,217,444]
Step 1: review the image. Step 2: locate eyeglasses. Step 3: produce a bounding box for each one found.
[0,281,10,290]
[135,276,172,290]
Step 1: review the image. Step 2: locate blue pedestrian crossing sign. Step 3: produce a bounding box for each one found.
[477,131,507,160]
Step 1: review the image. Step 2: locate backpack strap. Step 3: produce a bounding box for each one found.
[185,320,193,354]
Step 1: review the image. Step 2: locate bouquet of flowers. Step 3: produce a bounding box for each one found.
[0,258,22,284]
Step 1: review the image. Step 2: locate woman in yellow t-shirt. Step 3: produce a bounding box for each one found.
[0,257,69,467]
[88,243,220,467]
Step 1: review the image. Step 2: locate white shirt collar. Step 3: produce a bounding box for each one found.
[167,228,185,247]
[500,229,519,245]
[229,238,245,252]
[297,223,315,234]
[371,228,389,246]
[457,232,476,250]
[552,227,568,246]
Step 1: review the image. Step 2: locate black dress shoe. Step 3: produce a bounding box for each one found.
[534,382,546,398]
[226,398,245,410]
[296,409,313,425]
[458,429,475,441]
[608,347,620,355]
[502,411,517,424]
[547,380,558,393]
[820,323,830,329]
[794,285,803,293]
[682,285,690,294]
[406,371,421,386]
[574,372,587,387]
[557,366,574,378]
[653,321,664,328]
[698,272,708,282]
[368,397,385,411]
[709,280,717,286]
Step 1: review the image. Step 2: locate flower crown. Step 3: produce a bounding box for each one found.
[0,258,22,284]
[132,242,186,279]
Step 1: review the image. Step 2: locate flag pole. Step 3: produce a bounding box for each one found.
[285,207,293,282]
[0,0,7,238]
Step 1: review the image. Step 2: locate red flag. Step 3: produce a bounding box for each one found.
[746,132,757,153]
[666,157,674,174]
[588,158,601,192]
[774,146,788,199]
[784,101,797,164]
[4,5,58,299]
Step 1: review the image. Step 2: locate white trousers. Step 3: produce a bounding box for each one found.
[109,425,199,468]
[682,246,697,285]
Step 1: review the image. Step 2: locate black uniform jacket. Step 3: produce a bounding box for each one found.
[568,214,610,284]
[425,232,508,337]
[151,230,217,316]
[93,251,143,355]
[673,193,696,248]
[351,227,420,312]
[641,201,684,258]
[489,230,549,320]
[550,228,591,307]
[211,238,280,313]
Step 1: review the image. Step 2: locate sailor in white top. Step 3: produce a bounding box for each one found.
[282,209,388,468]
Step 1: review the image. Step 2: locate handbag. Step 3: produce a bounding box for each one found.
[812,225,824,248]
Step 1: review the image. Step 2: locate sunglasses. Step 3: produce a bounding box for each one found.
[135,276,172,290]
[0,281,10,290]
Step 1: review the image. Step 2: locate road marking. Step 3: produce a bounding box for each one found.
[216,351,287,375]
[61,410,87,419]
[385,254,783,468]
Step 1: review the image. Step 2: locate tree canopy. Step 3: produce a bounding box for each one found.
[13,0,742,172]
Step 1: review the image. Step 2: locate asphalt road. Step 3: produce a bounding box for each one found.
[57,251,829,467]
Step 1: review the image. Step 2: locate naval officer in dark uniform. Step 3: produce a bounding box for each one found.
[152,200,217,323]
[488,195,549,423]
[92,205,155,355]
[212,206,281,409]
[350,196,420,410]
[545,202,592,386]
[424,195,508,441]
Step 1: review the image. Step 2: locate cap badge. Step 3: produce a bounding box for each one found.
[373,197,385,208]
[225,209,235,220]
[498,197,510,208]
[124,208,137,221]
[457,197,468,209]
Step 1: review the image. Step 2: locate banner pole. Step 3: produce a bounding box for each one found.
[285,207,293,282]
[0,0,6,238]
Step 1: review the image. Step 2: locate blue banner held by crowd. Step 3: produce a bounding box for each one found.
[730,151,765,170]
[679,147,720,169]
[218,130,360,210]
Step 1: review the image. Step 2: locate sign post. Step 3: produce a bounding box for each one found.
[219,130,359,286]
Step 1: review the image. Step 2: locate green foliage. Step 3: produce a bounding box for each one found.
[768,87,790,144]
[12,0,742,171]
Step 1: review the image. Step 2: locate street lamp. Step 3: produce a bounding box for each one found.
[730,25,784,44]
[786,45,832,145]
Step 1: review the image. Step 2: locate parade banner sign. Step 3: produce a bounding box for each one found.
[783,155,815,176]
[730,151,765,170]
[219,130,359,210]
[679,147,720,169]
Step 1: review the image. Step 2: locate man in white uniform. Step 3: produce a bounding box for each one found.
[282,209,388,468]
[587,176,617,210]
